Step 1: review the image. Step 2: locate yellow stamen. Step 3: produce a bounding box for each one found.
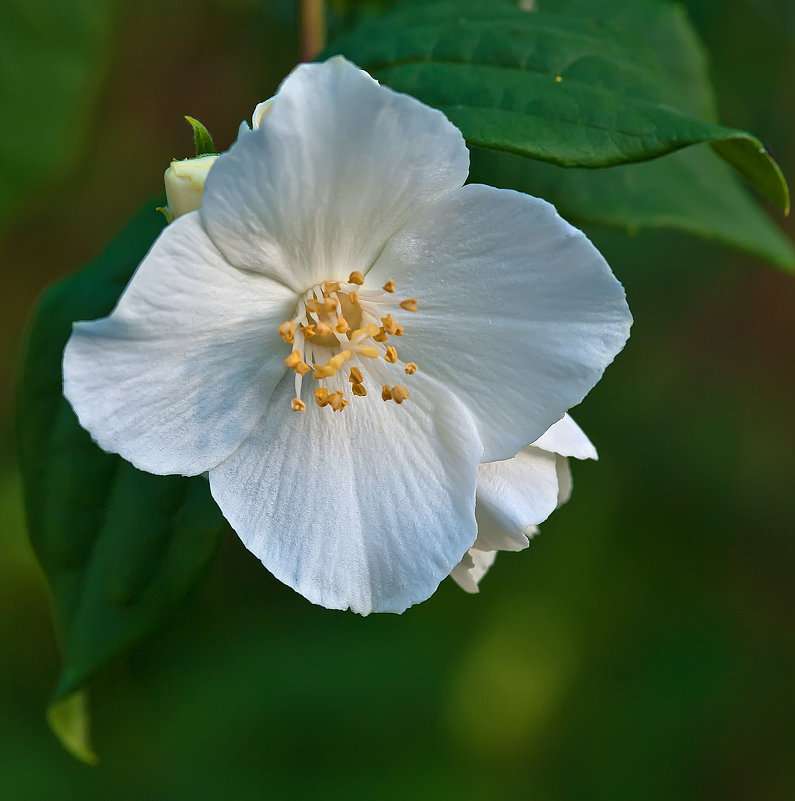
[291,398,306,413]
[278,320,295,344]
[381,314,399,335]
[302,324,316,339]
[356,346,380,359]
[284,350,302,368]
[314,321,333,337]
[400,298,418,312]
[373,327,388,343]
[352,383,367,397]
[381,385,392,401]
[349,291,359,304]
[323,280,340,294]
[384,346,398,364]
[382,279,396,293]
[312,350,352,378]
[329,350,352,370]
[349,366,363,384]
[295,361,311,376]
[335,316,350,334]
[394,325,404,336]
[307,297,338,315]
[314,388,330,407]
[351,323,381,341]
[391,385,409,404]
[328,391,349,412]
[404,362,418,375]
[312,364,333,379]
[348,270,365,285]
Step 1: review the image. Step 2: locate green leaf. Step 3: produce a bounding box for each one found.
[0,0,115,235]
[17,202,227,706]
[46,690,98,765]
[184,115,217,157]
[470,145,795,271]
[325,0,789,211]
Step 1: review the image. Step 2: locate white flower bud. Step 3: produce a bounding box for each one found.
[251,98,275,129]
[163,154,218,219]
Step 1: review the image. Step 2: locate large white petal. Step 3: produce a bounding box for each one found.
[209,371,483,615]
[369,184,632,461]
[201,57,469,293]
[532,413,598,460]
[63,213,297,476]
[474,447,559,552]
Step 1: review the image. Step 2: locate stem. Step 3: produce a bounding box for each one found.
[299,0,326,62]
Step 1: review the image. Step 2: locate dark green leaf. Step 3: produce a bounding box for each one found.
[17,202,226,704]
[325,0,789,211]
[0,0,115,235]
[184,115,217,157]
[470,145,795,270]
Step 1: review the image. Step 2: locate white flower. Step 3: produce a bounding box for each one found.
[451,414,597,593]
[62,57,631,615]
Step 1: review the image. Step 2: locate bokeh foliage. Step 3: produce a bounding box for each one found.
[2,0,794,798]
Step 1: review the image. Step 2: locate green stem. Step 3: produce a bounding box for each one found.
[299,0,326,62]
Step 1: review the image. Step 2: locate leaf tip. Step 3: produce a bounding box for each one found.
[47,690,99,765]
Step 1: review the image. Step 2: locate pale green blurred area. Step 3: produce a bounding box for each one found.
[1,0,794,798]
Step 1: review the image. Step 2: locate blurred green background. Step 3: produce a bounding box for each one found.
[1,0,794,798]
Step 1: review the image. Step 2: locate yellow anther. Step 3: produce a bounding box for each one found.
[348,270,365,285]
[384,346,398,364]
[328,391,349,412]
[373,327,388,343]
[382,279,396,293]
[335,316,350,334]
[284,350,302,368]
[381,314,399,335]
[391,385,409,404]
[352,383,367,397]
[302,324,316,339]
[404,362,418,375]
[400,298,418,312]
[348,291,359,304]
[306,297,338,315]
[291,398,306,413]
[278,320,295,344]
[351,323,381,341]
[394,325,404,336]
[323,280,340,294]
[381,385,393,401]
[356,346,380,359]
[314,321,333,337]
[314,387,330,407]
[349,366,363,384]
[284,349,310,375]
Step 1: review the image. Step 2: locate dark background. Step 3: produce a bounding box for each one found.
[1,1,793,798]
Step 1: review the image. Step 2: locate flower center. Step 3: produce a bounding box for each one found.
[278,271,419,413]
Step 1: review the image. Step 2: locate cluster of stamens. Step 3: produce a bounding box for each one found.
[279,271,419,413]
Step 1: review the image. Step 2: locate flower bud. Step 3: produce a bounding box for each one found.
[252,98,275,129]
[162,154,218,219]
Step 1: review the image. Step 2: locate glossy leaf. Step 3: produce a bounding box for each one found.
[326,0,789,211]
[17,203,227,705]
[470,145,795,270]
